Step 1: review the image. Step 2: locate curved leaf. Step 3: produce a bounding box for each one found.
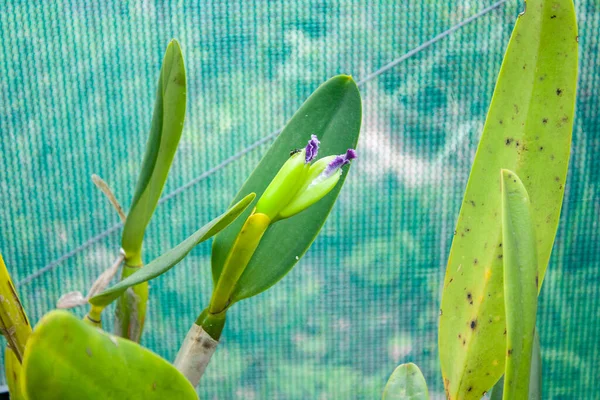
[121,39,187,265]
[0,254,31,362]
[211,75,361,303]
[488,331,542,400]
[91,193,255,307]
[438,0,577,397]
[21,310,198,400]
[5,347,26,400]
[382,363,429,400]
[501,170,538,399]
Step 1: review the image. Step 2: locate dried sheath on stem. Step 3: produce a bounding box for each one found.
[173,324,218,386]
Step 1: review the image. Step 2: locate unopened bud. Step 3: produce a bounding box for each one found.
[278,149,357,219]
[255,134,356,221]
[254,150,309,219]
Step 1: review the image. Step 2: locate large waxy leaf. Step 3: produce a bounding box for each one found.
[489,331,542,400]
[382,363,430,400]
[21,310,198,400]
[91,194,255,308]
[5,348,26,400]
[501,170,538,399]
[121,39,187,265]
[211,75,361,303]
[438,0,578,398]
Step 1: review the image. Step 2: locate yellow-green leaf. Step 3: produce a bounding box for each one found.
[488,331,542,400]
[438,0,578,397]
[0,254,31,362]
[21,310,198,400]
[501,170,538,399]
[382,363,429,400]
[5,347,26,400]
[121,39,187,266]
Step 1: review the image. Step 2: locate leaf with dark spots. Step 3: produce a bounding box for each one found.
[439,0,577,395]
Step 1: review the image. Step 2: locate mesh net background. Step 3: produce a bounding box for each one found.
[0,1,598,398]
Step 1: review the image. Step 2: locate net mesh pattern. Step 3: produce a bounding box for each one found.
[0,1,598,398]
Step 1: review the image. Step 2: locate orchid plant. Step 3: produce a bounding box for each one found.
[1,0,579,399]
[176,136,358,385]
[0,37,361,398]
[381,0,578,398]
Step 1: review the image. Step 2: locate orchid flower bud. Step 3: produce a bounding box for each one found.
[254,135,320,219]
[255,134,356,221]
[278,149,357,219]
[254,151,308,219]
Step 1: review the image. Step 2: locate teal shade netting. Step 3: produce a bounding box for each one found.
[0,1,598,398]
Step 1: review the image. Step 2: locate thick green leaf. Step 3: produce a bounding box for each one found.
[211,75,361,303]
[21,310,198,400]
[5,348,26,400]
[501,170,538,399]
[0,254,31,362]
[121,39,187,266]
[488,330,542,400]
[382,363,429,400]
[438,0,577,397]
[91,193,255,308]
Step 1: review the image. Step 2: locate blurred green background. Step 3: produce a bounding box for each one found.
[0,1,598,398]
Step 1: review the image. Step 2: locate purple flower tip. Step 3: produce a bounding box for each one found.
[322,148,357,178]
[305,134,320,163]
[345,149,357,160]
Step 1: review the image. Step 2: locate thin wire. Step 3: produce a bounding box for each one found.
[17,224,123,286]
[16,1,509,287]
[356,0,509,86]
[16,134,281,287]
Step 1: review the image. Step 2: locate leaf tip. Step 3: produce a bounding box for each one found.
[168,38,182,51]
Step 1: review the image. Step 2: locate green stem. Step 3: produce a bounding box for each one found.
[83,305,104,328]
[195,308,227,340]
[208,213,270,314]
[114,262,148,342]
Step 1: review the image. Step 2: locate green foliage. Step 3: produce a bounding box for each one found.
[90,193,255,308]
[382,363,429,400]
[489,332,542,400]
[0,255,31,400]
[501,170,538,399]
[115,39,187,342]
[438,0,578,397]
[0,255,31,362]
[21,310,198,400]
[5,348,25,400]
[208,212,271,314]
[121,39,187,265]
[211,75,362,304]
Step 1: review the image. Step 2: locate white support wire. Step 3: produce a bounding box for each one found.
[16,0,509,287]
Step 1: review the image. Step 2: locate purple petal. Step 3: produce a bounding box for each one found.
[305,134,320,163]
[345,149,357,161]
[323,148,357,178]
